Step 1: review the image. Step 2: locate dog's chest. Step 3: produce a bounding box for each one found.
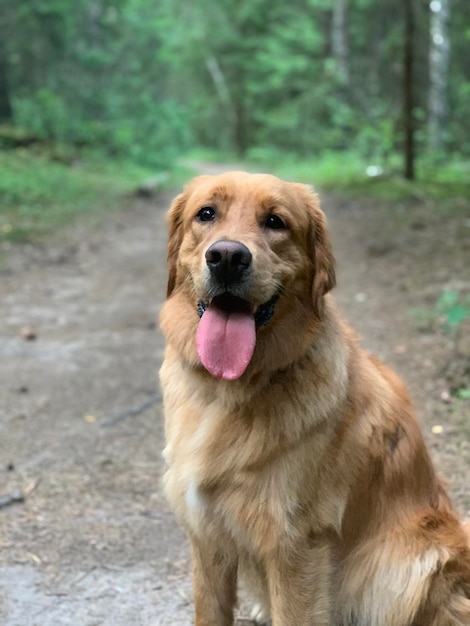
[165,412,307,554]
[179,465,300,554]
[162,365,333,552]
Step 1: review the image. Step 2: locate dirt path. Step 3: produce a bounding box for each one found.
[0,165,468,625]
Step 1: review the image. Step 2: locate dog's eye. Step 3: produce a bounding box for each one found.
[196,207,216,222]
[265,214,286,230]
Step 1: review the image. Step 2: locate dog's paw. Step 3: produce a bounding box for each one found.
[250,603,271,625]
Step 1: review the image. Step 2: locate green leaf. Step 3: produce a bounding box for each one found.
[446,305,470,328]
[435,290,460,312]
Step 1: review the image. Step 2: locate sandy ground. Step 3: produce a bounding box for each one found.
[0,163,468,625]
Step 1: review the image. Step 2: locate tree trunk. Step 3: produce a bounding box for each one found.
[428,0,450,152]
[0,56,13,122]
[332,0,350,87]
[206,55,242,153]
[206,56,235,126]
[403,0,415,180]
[234,95,248,157]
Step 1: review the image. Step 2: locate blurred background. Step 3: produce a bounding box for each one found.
[0,0,469,242]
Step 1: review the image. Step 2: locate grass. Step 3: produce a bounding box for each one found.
[184,146,470,207]
[0,148,172,243]
[246,149,470,205]
[2,145,469,245]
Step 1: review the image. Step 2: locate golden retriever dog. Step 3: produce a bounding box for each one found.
[159,172,470,625]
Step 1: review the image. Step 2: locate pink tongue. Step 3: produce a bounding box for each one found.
[196,304,256,380]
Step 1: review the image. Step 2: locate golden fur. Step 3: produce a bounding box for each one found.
[159,172,470,625]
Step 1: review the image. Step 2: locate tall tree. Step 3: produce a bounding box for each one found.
[0,57,12,122]
[403,0,416,180]
[0,5,12,122]
[428,0,450,152]
[332,0,350,87]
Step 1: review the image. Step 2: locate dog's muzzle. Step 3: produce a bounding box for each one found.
[198,239,281,330]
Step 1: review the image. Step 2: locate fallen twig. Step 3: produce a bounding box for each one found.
[71,566,97,586]
[0,477,40,510]
[0,489,24,510]
[101,394,161,428]
[23,477,41,497]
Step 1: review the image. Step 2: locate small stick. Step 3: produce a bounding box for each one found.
[0,489,24,509]
[101,394,161,428]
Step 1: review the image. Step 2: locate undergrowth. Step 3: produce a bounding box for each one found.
[245,150,470,205]
[0,148,180,243]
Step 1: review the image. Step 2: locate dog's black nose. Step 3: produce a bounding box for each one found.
[205,240,252,285]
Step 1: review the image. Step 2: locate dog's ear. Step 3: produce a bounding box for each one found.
[311,206,336,312]
[295,184,336,313]
[166,191,186,297]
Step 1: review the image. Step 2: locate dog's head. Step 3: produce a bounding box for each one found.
[165,171,335,380]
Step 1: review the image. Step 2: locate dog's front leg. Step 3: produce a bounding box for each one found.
[266,539,333,626]
[191,536,238,626]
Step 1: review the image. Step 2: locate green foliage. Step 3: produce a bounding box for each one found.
[409,290,470,334]
[247,149,367,185]
[1,0,190,167]
[435,290,470,330]
[14,89,70,142]
[247,150,470,205]
[0,0,469,177]
[0,149,156,242]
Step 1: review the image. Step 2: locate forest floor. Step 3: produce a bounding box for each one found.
[0,162,469,625]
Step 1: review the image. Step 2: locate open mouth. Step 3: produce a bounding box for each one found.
[195,291,281,381]
[197,291,280,328]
